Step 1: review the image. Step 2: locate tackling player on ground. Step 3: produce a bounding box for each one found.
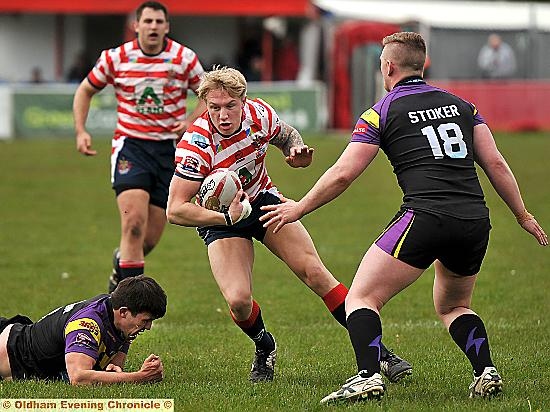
[261,32,547,402]
[73,1,206,292]
[0,276,166,384]
[166,66,412,383]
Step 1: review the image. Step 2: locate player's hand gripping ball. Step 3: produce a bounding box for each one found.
[197,168,244,213]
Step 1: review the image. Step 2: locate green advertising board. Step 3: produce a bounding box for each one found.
[13,82,326,138]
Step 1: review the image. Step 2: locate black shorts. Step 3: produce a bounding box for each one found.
[6,322,67,381]
[375,208,491,276]
[1,316,34,380]
[111,137,176,209]
[197,192,282,246]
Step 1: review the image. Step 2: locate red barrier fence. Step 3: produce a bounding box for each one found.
[430,80,550,132]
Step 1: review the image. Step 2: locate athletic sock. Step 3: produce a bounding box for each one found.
[347,308,382,376]
[118,259,145,280]
[322,282,348,328]
[449,313,494,376]
[231,300,275,352]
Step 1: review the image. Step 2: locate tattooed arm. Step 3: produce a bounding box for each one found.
[270,121,314,168]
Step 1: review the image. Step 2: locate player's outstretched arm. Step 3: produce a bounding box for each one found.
[65,352,164,385]
[473,124,548,246]
[260,142,378,233]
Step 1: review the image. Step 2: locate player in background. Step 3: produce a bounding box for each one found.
[260,32,548,402]
[73,1,206,292]
[0,276,166,384]
[166,66,411,383]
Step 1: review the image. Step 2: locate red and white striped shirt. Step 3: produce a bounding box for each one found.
[174,98,282,202]
[88,38,204,141]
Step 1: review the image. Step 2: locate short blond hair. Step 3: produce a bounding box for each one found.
[382,32,426,72]
[197,66,247,101]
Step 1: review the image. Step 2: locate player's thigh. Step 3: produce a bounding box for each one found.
[347,244,424,313]
[433,260,477,322]
[207,237,255,303]
[263,221,337,293]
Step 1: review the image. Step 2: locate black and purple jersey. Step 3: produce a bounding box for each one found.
[351,77,489,219]
[8,294,129,380]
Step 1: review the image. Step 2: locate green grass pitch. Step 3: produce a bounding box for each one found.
[0,132,549,411]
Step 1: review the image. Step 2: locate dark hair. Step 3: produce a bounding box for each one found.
[111,275,167,319]
[136,1,168,21]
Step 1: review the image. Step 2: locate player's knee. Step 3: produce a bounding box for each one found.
[434,303,468,319]
[226,294,252,317]
[346,291,384,313]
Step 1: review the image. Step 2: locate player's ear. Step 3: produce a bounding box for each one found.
[386,60,394,76]
[118,307,130,318]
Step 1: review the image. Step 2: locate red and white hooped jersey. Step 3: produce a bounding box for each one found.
[174,98,282,202]
[88,38,204,141]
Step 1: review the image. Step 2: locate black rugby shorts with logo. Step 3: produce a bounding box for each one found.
[111,137,176,209]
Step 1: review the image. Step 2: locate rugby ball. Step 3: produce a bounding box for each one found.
[197,168,242,213]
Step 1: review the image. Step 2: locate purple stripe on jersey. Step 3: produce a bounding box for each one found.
[473,111,485,125]
[375,209,414,255]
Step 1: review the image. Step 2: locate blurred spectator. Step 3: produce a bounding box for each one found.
[29,67,44,83]
[237,36,262,81]
[296,13,321,84]
[477,33,516,79]
[67,52,93,83]
[274,38,299,81]
[246,55,263,81]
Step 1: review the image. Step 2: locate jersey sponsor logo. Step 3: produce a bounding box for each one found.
[238,165,254,187]
[353,125,368,134]
[360,109,379,128]
[74,332,97,350]
[191,133,209,149]
[408,105,460,124]
[65,317,101,344]
[117,158,132,175]
[181,156,200,173]
[136,85,164,114]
